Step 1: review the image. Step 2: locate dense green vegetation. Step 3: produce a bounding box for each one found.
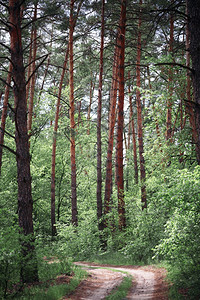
[0,0,200,299]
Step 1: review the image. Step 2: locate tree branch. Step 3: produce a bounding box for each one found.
[0,41,11,52]
[26,54,48,85]
[155,62,194,73]
[0,127,15,139]
[0,144,17,156]
[0,1,9,9]
[0,77,12,89]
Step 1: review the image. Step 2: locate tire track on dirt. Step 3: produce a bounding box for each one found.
[64,262,157,300]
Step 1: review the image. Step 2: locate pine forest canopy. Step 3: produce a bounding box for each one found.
[0,0,200,298]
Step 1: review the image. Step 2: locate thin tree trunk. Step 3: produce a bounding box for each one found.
[104,42,120,221]
[166,5,174,141]
[26,29,33,104]
[184,4,198,156]
[147,66,161,143]
[27,3,37,138]
[128,71,138,184]
[37,24,54,105]
[0,63,12,175]
[9,0,38,283]
[69,0,78,226]
[136,0,147,209]
[187,0,200,164]
[97,0,105,231]
[116,0,126,230]
[51,45,69,237]
[77,100,82,127]
[87,77,95,135]
[50,0,83,235]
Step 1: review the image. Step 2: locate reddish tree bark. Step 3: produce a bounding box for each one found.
[0,63,12,175]
[104,41,120,220]
[69,0,78,226]
[97,0,105,231]
[51,0,83,235]
[136,0,147,209]
[116,0,126,230]
[9,0,38,283]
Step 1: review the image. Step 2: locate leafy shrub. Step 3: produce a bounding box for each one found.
[56,210,100,260]
[0,224,21,298]
[154,167,200,299]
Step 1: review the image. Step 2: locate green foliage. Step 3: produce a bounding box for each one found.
[0,225,20,298]
[56,211,100,260]
[15,264,86,300]
[154,167,200,299]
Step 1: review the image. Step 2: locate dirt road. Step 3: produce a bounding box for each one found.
[63,262,168,300]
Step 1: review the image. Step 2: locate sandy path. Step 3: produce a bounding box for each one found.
[63,262,161,300]
[115,267,155,299]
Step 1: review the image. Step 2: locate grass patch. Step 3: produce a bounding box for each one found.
[20,267,86,300]
[105,275,132,300]
[9,261,87,300]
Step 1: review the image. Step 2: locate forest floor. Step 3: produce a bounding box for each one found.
[62,262,169,300]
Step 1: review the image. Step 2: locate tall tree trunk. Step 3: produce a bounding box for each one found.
[128,71,138,184]
[69,0,78,226]
[136,0,147,209]
[87,77,95,135]
[185,4,198,157]
[187,0,200,164]
[0,63,12,175]
[37,24,54,105]
[97,0,105,231]
[51,45,69,237]
[26,29,33,104]
[27,3,37,138]
[104,41,120,221]
[116,0,126,230]
[166,6,174,141]
[51,0,83,235]
[9,0,38,283]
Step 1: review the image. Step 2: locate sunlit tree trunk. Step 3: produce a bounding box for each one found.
[97,0,105,231]
[69,0,78,226]
[0,63,12,175]
[9,0,38,283]
[136,0,147,209]
[116,0,126,230]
